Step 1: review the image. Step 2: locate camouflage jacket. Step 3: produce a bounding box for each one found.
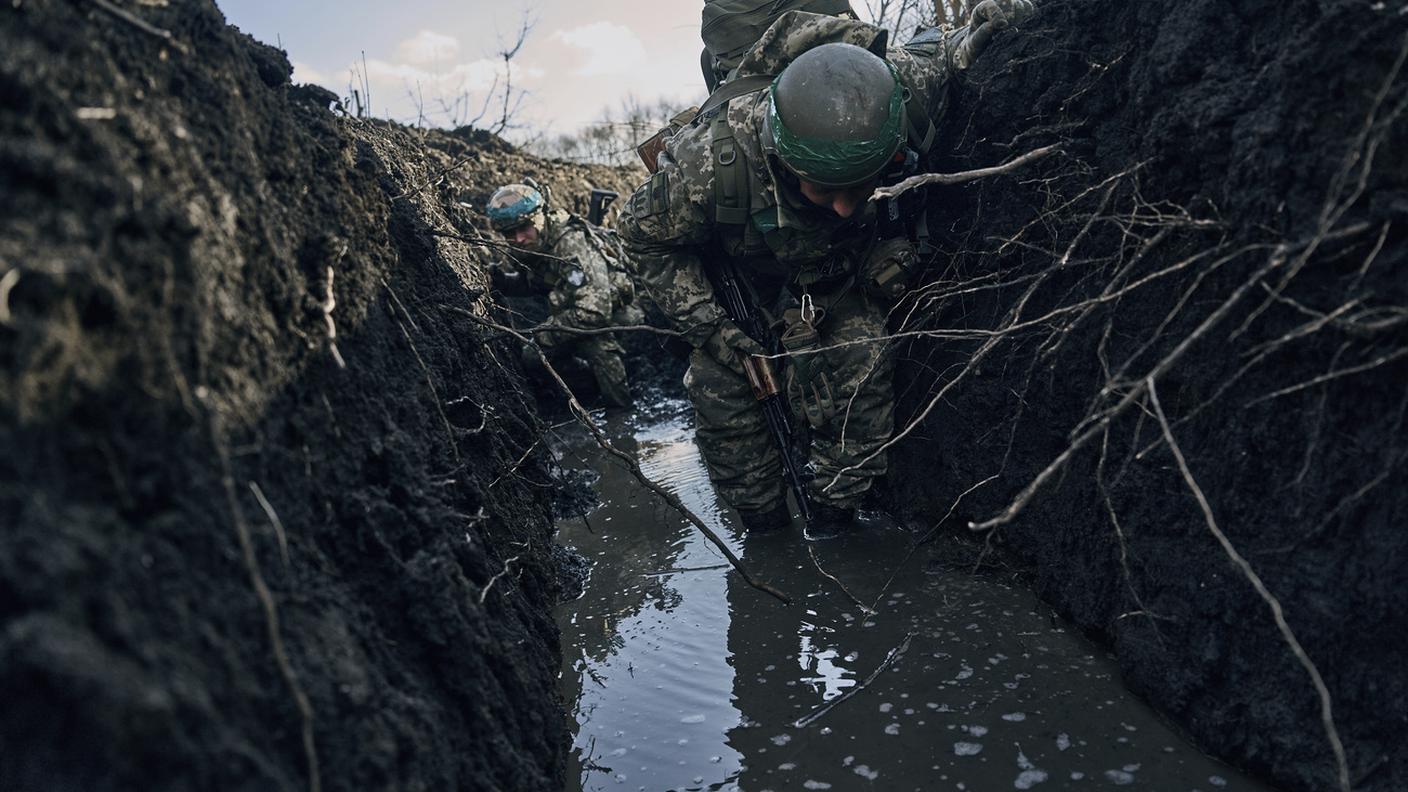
[619,11,968,349]
[503,209,636,334]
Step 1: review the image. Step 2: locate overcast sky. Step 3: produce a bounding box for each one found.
[220,0,709,140]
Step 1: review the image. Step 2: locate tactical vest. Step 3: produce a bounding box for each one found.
[550,214,638,309]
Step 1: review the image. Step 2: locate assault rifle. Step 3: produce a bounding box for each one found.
[709,258,813,525]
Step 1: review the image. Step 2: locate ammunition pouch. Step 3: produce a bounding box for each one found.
[780,305,837,428]
[862,236,919,301]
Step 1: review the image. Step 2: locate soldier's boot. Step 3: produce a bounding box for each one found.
[736,502,792,534]
[588,348,632,408]
[804,502,856,542]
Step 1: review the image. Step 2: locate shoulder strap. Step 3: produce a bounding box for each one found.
[697,74,773,118]
[900,78,937,154]
[709,110,752,225]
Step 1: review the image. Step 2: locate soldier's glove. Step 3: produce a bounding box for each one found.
[862,237,921,302]
[780,307,837,429]
[954,0,1035,69]
[488,260,525,293]
[702,320,766,376]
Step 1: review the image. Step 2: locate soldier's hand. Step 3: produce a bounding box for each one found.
[987,0,1035,25]
[955,0,1035,69]
[702,320,766,373]
[487,260,519,290]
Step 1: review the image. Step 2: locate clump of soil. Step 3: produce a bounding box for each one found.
[0,1,632,789]
[886,2,1408,790]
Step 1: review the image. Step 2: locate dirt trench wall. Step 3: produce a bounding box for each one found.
[0,2,635,789]
[886,1,1408,790]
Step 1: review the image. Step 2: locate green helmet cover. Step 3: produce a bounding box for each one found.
[768,54,906,188]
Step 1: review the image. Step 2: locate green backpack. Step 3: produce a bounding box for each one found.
[700,0,857,90]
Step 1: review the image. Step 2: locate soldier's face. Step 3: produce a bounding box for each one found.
[797,178,878,220]
[506,223,541,249]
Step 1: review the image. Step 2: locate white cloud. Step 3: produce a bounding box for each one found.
[397,30,462,66]
[551,22,648,76]
[361,57,544,93]
[290,60,330,88]
[339,54,543,125]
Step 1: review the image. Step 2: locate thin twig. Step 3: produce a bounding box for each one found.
[0,268,18,326]
[430,230,582,266]
[478,554,524,604]
[89,0,190,54]
[382,279,460,461]
[489,438,542,489]
[808,545,877,616]
[392,155,474,202]
[871,145,1062,201]
[217,441,320,792]
[970,223,1375,533]
[1244,346,1408,407]
[462,310,791,604]
[641,564,731,578]
[524,321,682,339]
[793,631,914,728]
[1147,378,1349,792]
[248,481,291,570]
[863,473,1003,613]
[322,264,347,369]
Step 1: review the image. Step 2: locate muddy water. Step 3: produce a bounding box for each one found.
[554,401,1273,792]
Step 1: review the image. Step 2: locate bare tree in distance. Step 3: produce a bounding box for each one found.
[492,10,537,135]
[532,94,696,167]
[331,11,536,132]
[860,0,967,37]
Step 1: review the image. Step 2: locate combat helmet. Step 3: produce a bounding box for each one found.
[765,42,906,188]
[486,183,547,234]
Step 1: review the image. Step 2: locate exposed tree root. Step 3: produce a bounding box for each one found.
[1148,379,1350,792]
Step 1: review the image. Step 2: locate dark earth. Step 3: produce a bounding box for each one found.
[885,2,1408,792]
[2,1,1405,791]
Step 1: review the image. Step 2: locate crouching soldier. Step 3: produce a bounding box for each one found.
[620,3,1033,536]
[486,182,640,407]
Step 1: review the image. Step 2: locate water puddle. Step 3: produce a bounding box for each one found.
[555,400,1273,792]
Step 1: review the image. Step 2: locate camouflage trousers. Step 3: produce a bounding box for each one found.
[684,288,895,512]
[527,334,631,407]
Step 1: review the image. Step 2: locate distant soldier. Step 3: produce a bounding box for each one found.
[486,182,639,407]
[620,3,1034,536]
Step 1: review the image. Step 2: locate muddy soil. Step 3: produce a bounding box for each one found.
[5,0,1406,790]
[0,2,633,790]
[883,2,1408,791]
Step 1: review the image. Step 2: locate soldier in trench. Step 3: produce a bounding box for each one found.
[620,2,1034,536]
[486,182,641,408]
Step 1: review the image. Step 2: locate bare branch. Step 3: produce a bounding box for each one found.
[871,145,1062,201]
[455,308,791,605]
[216,439,320,792]
[793,631,915,728]
[1147,378,1349,792]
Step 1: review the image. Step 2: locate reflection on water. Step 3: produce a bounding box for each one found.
[555,401,1275,792]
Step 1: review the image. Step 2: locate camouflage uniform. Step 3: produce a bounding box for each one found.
[620,12,975,513]
[499,208,639,407]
